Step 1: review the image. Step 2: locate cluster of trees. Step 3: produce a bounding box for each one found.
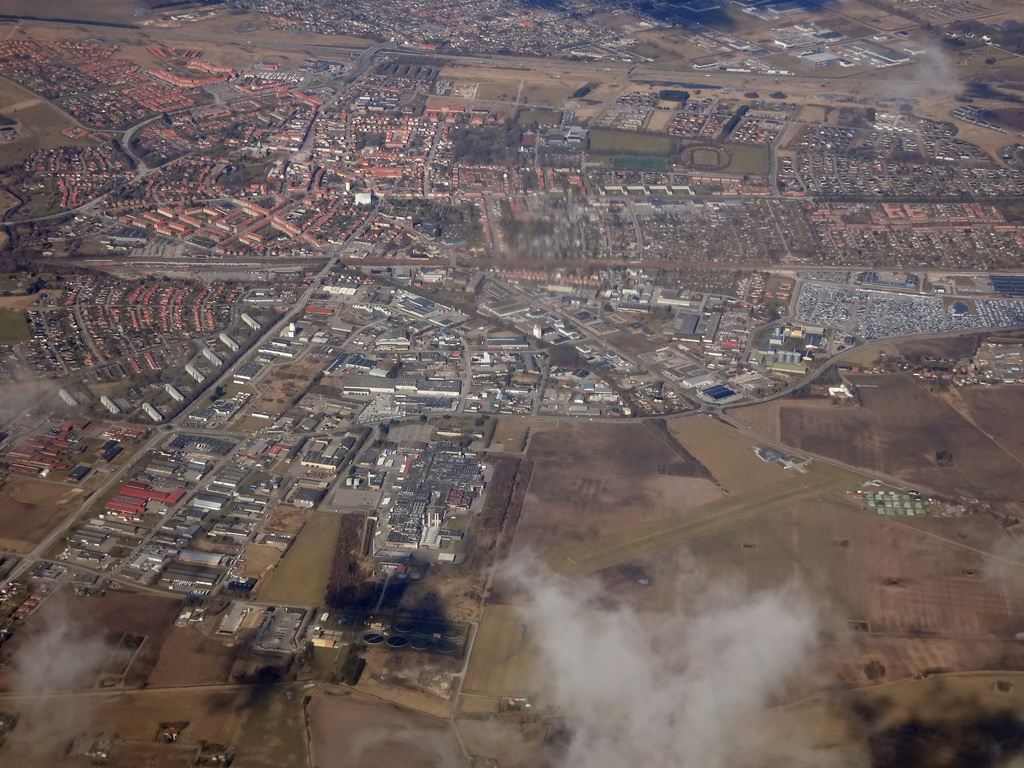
[658,89,690,104]
[337,644,366,686]
[722,104,750,137]
[325,517,377,611]
[449,119,522,165]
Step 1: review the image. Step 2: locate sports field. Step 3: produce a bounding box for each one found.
[612,155,666,170]
[588,129,671,155]
[0,308,29,342]
[722,144,768,175]
[517,109,563,125]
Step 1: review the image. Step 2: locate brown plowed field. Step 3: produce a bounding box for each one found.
[959,385,1024,462]
[0,475,85,552]
[0,687,249,768]
[667,414,790,493]
[308,693,468,768]
[722,400,782,443]
[0,591,182,692]
[512,421,723,556]
[146,627,238,688]
[778,375,1024,499]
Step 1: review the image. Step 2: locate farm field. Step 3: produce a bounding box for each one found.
[455,719,548,768]
[777,375,1024,499]
[725,400,782,442]
[0,474,86,552]
[0,685,254,767]
[0,591,183,692]
[258,510,340,606]
[894,333,986,360]
[146,626,239,688]
[546,463,857,577]
[0,91,84,167]
[958,385,1024,460]
[110,742,193,768]
[489,418,553,453]
[472,494,1024,711]
[485,481,1024,709]
[512,421,723,557]
[667,415,789,493]
[230,683,309,768]
[820,0,915,30]
[838,343,896,368]
[685,501,1024,638]
[761,672,1024,768]
[0,0,162,24]
[461,604,535,697]
[307,692,468,768]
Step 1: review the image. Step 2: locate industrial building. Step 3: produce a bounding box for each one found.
[801,52,841,69]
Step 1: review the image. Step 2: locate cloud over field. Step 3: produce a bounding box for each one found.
[8,593,110,752]
[505,556,822,768]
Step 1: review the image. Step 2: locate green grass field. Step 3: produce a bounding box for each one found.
[0,309,30,342]
[0,92,87,166]
[547,465,856,577]
[462,604,536,696]
[588,129,671,156]
[613,155,666,170]
[259,511,341,606]
[518,109,563,126]
[723,144,769,175]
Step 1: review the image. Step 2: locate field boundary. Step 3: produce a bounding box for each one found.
[547,467,853,576]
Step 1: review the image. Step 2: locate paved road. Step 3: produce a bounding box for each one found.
[0,243,355,592]
[2,426,167,585]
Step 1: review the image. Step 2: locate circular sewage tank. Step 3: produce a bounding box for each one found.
[394,622,416,634]
[409,637,432,650]
[414,624,435,637]
[442,626,464,639]
[362,633,385,645]
[386,635,409,649]
[435,640,458,654]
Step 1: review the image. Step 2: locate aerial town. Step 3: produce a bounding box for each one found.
[1,0,1024,766]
